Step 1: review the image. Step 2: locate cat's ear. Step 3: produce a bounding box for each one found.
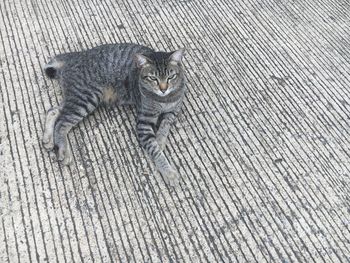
[169,48,186,64]
[134,54,151,68]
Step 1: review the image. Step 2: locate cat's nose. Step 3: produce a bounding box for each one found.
[159,83,168,93]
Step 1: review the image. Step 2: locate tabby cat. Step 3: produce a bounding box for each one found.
[42,43,186,185]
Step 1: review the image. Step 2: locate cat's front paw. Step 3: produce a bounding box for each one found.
[42,137,54,151]
[156,135,167,151]
[161,167,180,187]
[57,143,73,165]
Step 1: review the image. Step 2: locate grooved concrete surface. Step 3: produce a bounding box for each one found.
[0,0,350,262]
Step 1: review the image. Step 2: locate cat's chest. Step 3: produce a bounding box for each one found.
[154,100,179,114]
[138,100,179,117]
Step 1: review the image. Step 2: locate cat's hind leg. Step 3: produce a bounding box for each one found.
[53,89,100,165]
[42,106,61,150]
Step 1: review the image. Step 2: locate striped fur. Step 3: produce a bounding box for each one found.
[43,43,186,185]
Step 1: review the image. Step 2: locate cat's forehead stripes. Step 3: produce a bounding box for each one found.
[151,67,174,78]
[147,51,177,77]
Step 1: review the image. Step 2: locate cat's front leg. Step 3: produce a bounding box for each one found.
[156,112,177,151]
[137,120,180,186]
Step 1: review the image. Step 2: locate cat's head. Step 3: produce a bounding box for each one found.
[134,49,185,97]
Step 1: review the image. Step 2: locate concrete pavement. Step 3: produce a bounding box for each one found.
[0,0,349,262]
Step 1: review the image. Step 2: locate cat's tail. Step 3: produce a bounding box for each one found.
[44,58,64,79]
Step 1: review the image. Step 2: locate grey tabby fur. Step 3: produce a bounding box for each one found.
[43,43,186,185]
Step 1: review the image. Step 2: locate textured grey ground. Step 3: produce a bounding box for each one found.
[1,0,350,262]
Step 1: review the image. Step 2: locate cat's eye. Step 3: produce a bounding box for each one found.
[167,74,177,81]
[145,76,158,83]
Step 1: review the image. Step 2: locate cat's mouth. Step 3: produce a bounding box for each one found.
[157,89,171,97]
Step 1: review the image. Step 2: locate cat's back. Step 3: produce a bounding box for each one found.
[49,43,153,83]
[56,43,152,67]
